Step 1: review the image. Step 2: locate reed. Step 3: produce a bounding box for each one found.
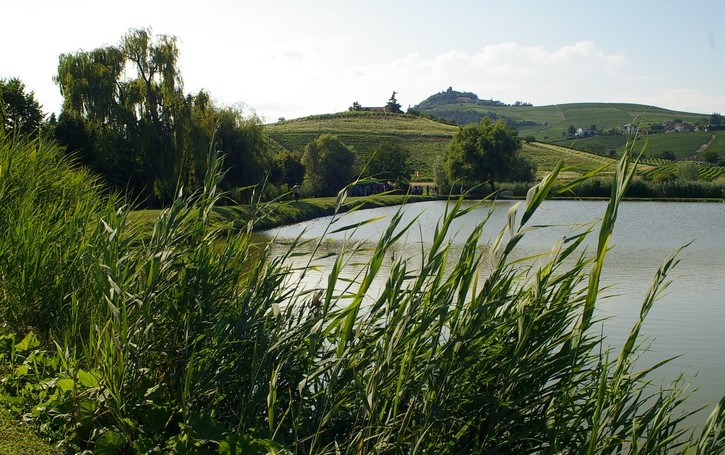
[1,132,724,453]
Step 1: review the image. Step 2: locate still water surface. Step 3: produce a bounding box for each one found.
[260,200,725,422]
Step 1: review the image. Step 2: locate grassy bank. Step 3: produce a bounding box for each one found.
[3,135,725,453]
[132,193,438,233]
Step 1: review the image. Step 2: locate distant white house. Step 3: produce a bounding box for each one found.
[673,122,695,133]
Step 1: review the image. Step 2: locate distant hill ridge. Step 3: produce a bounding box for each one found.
[414,86,530,111]
[410,88,711,141]
[268,98,724,182]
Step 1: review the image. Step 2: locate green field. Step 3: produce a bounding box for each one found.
[548,131,724,160]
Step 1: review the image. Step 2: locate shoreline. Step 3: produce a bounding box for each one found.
[131,193,724,234]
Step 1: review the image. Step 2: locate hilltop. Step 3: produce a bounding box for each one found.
[412,88,711,141]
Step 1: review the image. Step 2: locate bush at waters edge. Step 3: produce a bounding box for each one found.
[133,178,725,238]
[2,134,725,453]
[132,193,437,234]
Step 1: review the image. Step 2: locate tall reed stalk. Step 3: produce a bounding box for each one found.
[1,133,724,453]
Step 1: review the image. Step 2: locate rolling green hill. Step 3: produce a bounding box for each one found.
[412,89,725,162]
[417,101,707,139]
[267,111,636,181]
[267,110,725,184]
[267,112,458,180]
[550,131,725,160]
[266,82,725,183]
[414,89,710,135]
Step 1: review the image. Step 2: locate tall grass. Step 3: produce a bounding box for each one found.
[1,132,725,453]
[0,134,106,337]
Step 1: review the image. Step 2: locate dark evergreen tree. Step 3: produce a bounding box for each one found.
[385,91,403,114]
[366,141,412,182]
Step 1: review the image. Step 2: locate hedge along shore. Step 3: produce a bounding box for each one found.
[131,191,724,238]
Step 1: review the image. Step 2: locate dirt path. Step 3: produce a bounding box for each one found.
[696,133,716,154]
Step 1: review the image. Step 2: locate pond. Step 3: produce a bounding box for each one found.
[259,199,725,424]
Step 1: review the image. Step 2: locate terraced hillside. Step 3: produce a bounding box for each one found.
[416,100,709,141]
[267,112,646,182]
[525,142,619,180]
[267,112,458,180]
[415,96,723,162]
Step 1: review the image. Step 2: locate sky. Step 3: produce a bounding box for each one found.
[4,0,725,123]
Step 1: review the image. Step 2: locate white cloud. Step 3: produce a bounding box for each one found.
[313,41,630,118]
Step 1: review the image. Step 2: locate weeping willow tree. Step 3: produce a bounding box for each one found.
[54,28,268,206]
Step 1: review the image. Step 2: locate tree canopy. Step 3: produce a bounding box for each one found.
[53,28,268,206]
[0,78,44,136]
[269,149,305,188]
[445,118,534,192]
[302,134,357,196]
[365,141,412,182]
[701,149,720,164]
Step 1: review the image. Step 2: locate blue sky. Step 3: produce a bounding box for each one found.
[4,0,725,122]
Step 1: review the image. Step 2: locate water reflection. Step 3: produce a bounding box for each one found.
[258,199,725,422]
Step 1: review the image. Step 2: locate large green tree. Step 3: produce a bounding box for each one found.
[445,117,534,192]
[701,149,720,164]
[270,149,305,188]
[365,141,412,182]
[302,134,357,196]
[213,107,269,192]
[55,28,185,204]
[0,77,44,136]
[54,28,268,206]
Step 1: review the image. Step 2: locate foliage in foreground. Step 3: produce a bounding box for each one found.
[1,133,725,453]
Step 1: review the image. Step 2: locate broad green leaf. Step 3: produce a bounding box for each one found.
[77,369,99,388]
[95,430,126,455]
[56,378,75,392]
[14,332,40,352]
